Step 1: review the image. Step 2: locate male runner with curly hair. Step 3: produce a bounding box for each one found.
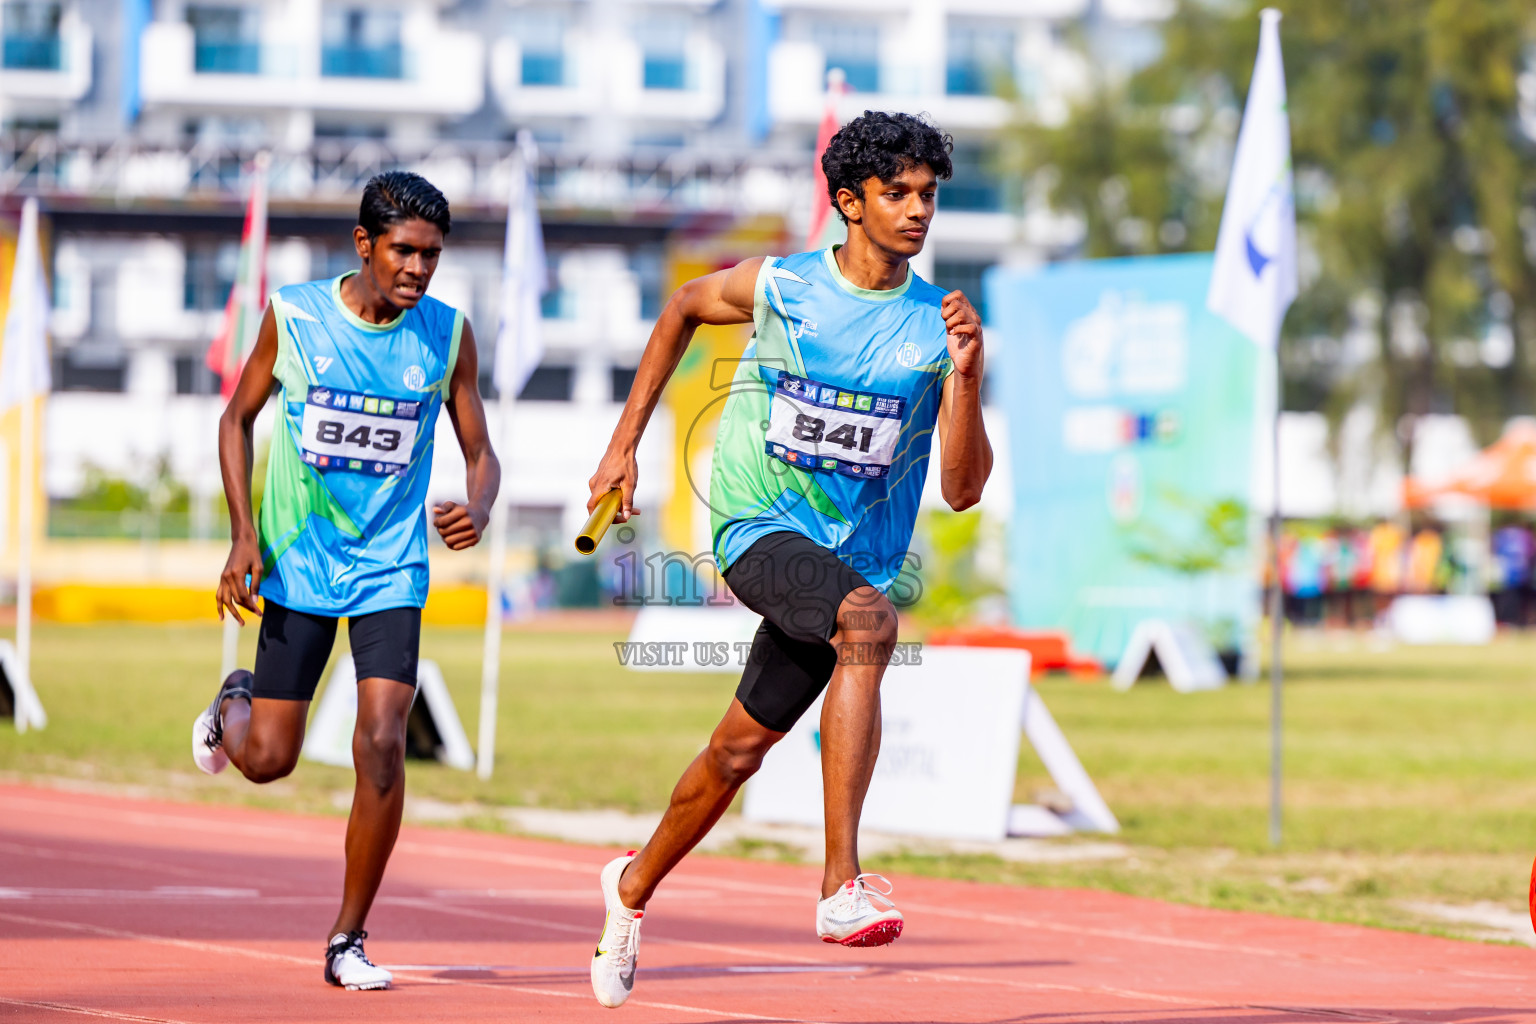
[583,111,992,1008]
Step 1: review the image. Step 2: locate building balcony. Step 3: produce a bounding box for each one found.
[0,14,91,104]
[140,21,483,116]
[492,32,724,122]
[766,40,1010,130]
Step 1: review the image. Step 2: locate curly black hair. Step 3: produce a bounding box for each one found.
[359,170,451,241]
[821,111,954,223]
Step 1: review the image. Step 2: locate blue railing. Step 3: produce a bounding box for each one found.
[194,40,260,73]
[321,44,403,78]
[521,51,563,86]
[643,55,686,90]
[2,33,61,70]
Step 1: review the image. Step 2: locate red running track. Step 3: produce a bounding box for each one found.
[0,782,1532,1023]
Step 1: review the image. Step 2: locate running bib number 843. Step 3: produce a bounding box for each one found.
[301,386,421,473]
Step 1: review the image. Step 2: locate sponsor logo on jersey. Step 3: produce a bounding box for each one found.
[855,395,873,411]
[403,365,428,391]
[819,387,837,403]
[896,342,921,368]
[313,355,334,375]
[821,458,836,469]
[791,318,818,340]
[784,377,802,393]
[317,456,329,467]
[379,400,395,415]
[304,452,317,464]
[397,401,419,418]
[786,452,800,463]
[348,459,363,470]
[773,444,786,455]
[312,388,331,406]
[348,394,365,410]
[836,393,855,408]
[363,397,379,413]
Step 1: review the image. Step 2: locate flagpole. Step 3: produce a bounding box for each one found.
[476,138,534,781]
[1268,351,1283,847]
[15,307,33,697]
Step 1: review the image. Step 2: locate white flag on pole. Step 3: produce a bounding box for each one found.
[0,198,51,411]
[493,132,549,399]
[1206,8,1297,349]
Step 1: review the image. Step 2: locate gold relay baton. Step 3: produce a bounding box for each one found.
[575,488,623,555]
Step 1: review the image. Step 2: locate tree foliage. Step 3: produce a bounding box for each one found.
[1011,0,1536,448]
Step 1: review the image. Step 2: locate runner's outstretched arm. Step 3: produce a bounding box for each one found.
[935,289,992,510]
[436,319,500,550]
[215,304,280,624]
[586,256,764,522]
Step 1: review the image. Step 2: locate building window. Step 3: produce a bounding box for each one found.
[946,24,1014,96]
[811,23,879,93]
[541,285,572,320]
[174,354,219,395]
[187,5,261,74]
[933,260,993,324]
[610,366,637,402]
[54,350,126,393]
[184,243,237,312]
[941,146,1003,213]
[513,11,566,86]
[518,365,574,401]
[322,7,402,79]
[2,1,62,71]
[636,15,689,90]
[629,246,664,321]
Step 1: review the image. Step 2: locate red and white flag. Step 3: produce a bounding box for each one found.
[806,68,849,250]
[206,153,270,398]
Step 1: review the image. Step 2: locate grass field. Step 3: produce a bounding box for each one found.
[4,620,1535,942]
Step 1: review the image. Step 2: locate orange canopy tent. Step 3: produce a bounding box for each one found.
[1403,420,1536,510]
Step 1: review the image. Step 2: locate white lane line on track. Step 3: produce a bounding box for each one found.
[0,909,826,1024]
[5,792,1525,986]
[0,887,259,901]
[0,995,203,1024]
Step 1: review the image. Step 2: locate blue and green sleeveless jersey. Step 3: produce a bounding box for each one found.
[257,271,462,617]
[710,248,953,591]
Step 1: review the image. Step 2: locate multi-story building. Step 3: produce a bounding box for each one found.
[1,0,1164,562]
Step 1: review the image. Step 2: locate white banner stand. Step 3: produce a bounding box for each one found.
[0,639,45,733]
[1111,619,1228,693]
[302,655,475,771]
[741,647,1118,841]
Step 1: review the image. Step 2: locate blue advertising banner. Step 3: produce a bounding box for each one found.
[985,254,1261,666]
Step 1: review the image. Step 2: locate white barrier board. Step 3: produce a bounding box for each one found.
[621,604,763,672]
[302,656,475,771]
[1112,619,1228,692]
[1387,595,1496,645]
[0,640,45,733]
[742,647,1118,841]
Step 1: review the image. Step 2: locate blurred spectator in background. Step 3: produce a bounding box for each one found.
[1491,523,1534,625]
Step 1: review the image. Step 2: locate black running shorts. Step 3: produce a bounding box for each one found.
[251,601,421,701]
[722,530,878,733]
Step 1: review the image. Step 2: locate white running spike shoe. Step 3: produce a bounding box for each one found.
[324,930,392,990]
[591,851,643,1008]
[816,873,904,947]
[191,669,253,776]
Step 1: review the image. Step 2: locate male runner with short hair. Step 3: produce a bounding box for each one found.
[190,171,500,991]
[583,111,992,1008]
